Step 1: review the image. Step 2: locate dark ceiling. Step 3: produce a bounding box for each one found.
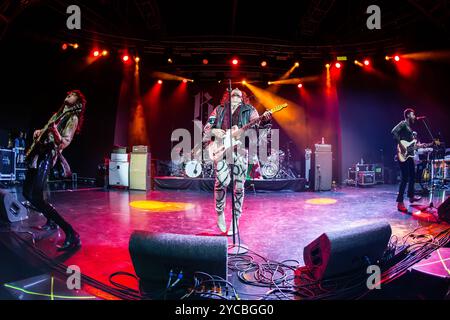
[1,0,449,78]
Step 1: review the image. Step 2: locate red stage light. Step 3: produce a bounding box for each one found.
[158,80,163,84]
[182,79,188,83]
[93,50,100,57]
[202,59,209,65]
[122,55,130,62]
[394,55,400,62]
[261,60,267,67]
[335,62,341,69]
[297,83,303,88]
[232,59,239,65]
[364,59,370,66]
[62,43,68,50]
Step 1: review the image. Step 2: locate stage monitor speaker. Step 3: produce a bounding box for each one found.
[303,221,392,281]
[0,190,28,223]
[130,152,151,191]
[438,196,450,223]
[129,231,228,285]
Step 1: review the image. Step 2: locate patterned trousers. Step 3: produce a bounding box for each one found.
[214,153,248,218]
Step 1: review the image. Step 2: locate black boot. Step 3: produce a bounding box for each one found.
[409,196,422,203]
[57,230,81,252]
[38,220,58,231]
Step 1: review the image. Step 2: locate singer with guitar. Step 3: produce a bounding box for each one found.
[23,90,86,251]
[391,108,430,212]
[203,88,273,235]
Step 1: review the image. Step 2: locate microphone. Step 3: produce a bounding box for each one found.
[416,116,426,120]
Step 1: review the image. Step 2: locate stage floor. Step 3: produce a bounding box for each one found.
[1,183,449,299]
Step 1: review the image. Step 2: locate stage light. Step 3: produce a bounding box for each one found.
[364,59,370,66]
[158,80,163,84]
[297,83,303,88]
[335,62,341,69]
[93,50,100,57]
[268,81,272,85]
[202,58,209,65]
[135,56,140,63]
[294,62,300,67]
[168,58,173,64]
[62,43,68,50]
[73,43,79,49]
[102,50,108,56]
[182,79,188,83]
[122,55,130,62]
[232,58,239,65]
[261,60,267,67]
[325,63,331,69]
[385,55,390,61]
[242,80,247,85]
[394,55,400,62]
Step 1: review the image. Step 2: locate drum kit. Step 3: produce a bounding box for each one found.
[170,145,297,179]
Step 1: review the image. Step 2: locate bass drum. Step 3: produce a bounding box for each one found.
[261,162,279,179]
[184,160,202,178]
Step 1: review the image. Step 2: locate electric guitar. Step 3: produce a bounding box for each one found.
[207,103,287,162]
[25,104,82,162]
[397,139,438,163]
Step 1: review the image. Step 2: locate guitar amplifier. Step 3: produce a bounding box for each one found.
[0,149,15,181]
[130,152,151,191]
[109,160,129,187]
[314,144,332,191]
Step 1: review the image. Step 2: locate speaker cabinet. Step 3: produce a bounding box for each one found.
[109,160,129,187]
[0,190,28,223]
[314,144,332,191]
[129,152,151,191]
[129,231,228,285]
[303,222,392,281]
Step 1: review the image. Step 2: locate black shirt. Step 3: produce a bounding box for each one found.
[391,120,414,142]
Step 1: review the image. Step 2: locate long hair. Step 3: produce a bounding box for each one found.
[220,89,250,106]
[67,89,87,134]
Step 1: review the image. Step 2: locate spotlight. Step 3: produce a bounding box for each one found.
[167,58,173,64]
[158,80,163,84]
[394,55,400,62]
[335,62,341,69]
[122,55,130,62]
[242,80,247,85]
[363,59,370,66]
[261,60,267,67]
[294,62,300,67]
[268,81,272,85]
[232,58,239,65]
[202,58,209,65]
[93,50,100,57]
[385,55,390,61]
[135,56,140,63]
[183,79,188,83]
[73,43,79,49]
[298,83,303,88]
[325,63,331,69]
[62,43,68,50]
[102,50,108,56]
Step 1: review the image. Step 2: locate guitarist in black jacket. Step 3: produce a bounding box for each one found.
[391,108,422,212]
[23,90,86,251]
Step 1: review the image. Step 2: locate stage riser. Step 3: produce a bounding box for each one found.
[153,176,306,192]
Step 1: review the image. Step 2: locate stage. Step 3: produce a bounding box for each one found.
[1,183,449,300]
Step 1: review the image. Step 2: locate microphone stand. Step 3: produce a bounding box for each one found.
[418,117,439,219]
[226,79,248,255]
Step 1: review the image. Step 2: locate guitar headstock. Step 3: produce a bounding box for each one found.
[269,103,288,114]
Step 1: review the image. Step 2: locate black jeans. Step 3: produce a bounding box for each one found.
[396,157,416,202]
[23,150,74,235]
